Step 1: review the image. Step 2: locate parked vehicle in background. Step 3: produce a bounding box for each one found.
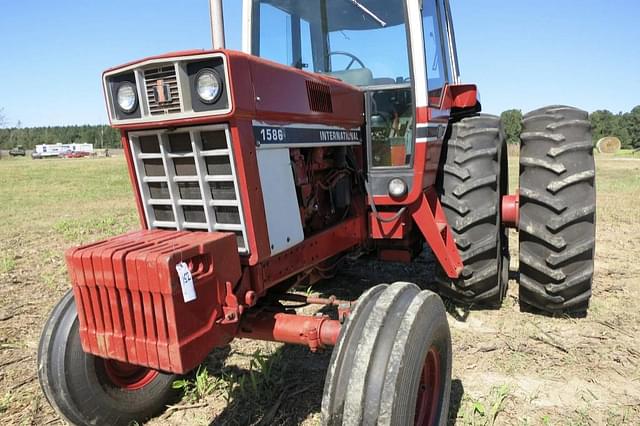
[9,145,26,156]
[62,151,91,159]
[31,143,94,159]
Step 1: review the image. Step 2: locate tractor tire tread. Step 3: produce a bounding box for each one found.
[547,204,596,231]
[452,175,497,197]
[453,147,498,165]
[519,156,566,174]
[435,114,508,307]
[519,214,567,250]
[443,163,471,181]
[452,205,496,233]
[520,187,567,213]
[440,195,470,216]
[519,105,595,314]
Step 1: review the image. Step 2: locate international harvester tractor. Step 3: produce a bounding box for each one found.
[38,0,596,424]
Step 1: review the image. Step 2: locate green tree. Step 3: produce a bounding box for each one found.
[622,106,640,148]
[500,109,523,145]
[589,110,633,148]
[590,110,616,143]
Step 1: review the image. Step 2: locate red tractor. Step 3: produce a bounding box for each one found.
[38,1,596,424]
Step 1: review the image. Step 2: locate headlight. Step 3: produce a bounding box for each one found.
[116,82,138,113]
[195,68,222,103]
[388,178,408,199]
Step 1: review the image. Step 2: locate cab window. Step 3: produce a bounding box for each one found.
[257,3,299,67]
[252,0,411,87]
[421,0,448,106]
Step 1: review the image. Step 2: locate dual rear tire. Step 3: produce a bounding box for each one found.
[437,107,595,315]
[519,106,596,314]
[435,115,509,308]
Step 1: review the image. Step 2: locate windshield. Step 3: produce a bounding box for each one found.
[252,0,411,87]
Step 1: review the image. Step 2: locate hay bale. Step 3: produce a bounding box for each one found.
[596,137,621,154]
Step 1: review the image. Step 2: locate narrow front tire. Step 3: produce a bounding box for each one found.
[38,291,178,425]
[322,282,452,425]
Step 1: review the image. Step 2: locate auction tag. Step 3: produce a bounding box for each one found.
[176,262,196,303]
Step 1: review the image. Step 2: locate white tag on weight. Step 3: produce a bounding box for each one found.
[176,262,197,303]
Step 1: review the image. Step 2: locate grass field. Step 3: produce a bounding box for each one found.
[0,153,639,425]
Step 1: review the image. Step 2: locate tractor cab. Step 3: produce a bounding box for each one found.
[245,0,464,199]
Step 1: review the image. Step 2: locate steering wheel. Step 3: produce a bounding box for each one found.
[327,51,366,71]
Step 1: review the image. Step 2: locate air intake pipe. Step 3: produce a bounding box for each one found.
[209,0,226,49]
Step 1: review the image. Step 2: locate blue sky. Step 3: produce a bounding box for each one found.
[0,0,638,127]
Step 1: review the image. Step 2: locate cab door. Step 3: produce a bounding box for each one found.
[367,0,456,205]
[418,0,456,189]
[422,0,453,107]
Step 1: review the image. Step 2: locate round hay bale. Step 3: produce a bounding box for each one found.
[596,137,621,154]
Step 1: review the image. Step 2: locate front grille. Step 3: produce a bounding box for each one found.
[129,125,248,252]
[306,81,333,113]
[144,65,181,115]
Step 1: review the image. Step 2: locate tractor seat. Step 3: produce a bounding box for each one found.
[325,68,373,87]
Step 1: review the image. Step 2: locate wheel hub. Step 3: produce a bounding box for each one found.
[415,347,442,425]
[102,359,159,390]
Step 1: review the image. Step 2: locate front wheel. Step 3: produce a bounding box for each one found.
[38,291,178,425]
[321,282,452,425]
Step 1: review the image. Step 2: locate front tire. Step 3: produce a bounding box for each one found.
[321,282,452,425]
[38,291,178,425]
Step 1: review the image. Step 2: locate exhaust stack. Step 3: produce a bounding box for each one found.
[209,0,226,49]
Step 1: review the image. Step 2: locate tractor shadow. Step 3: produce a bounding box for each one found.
[209,344,331,425]
[311,252,487,324]
[311,250,439,301]
[448,379,465,425]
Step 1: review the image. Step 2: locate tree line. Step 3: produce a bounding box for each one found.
[0,124,121,150]
[1,105,639,150]
[501,106,640,149]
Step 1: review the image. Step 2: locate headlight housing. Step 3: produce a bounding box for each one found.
[116,82,138,113]
[195,68,222,104]
[388,178,408,199]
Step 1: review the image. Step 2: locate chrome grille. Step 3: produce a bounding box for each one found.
[144,65,181,115]
[129,125,248,253]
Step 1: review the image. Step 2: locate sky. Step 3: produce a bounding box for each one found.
[0,0,639,127]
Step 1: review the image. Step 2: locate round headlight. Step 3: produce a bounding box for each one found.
[388,178,408,199]
[195,68,222,104]
[116,82,138,113]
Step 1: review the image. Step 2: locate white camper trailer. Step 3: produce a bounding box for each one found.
[32,143,94,159]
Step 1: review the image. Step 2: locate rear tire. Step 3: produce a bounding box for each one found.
[436,115,509,307]
[321,282,452,425]
[38,291,178,425]
[519,105,596,314]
